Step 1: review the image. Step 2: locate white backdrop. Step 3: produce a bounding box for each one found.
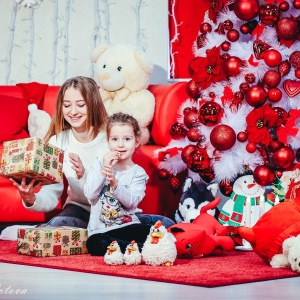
[0,0,169,85]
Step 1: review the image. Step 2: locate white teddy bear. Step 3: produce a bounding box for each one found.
[270,234,300,272]
[92,43,155,145]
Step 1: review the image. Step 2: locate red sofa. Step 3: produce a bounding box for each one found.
[0,82,189,224]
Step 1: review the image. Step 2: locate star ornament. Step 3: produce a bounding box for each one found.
[246,104,279,146]
[189,46,226,90]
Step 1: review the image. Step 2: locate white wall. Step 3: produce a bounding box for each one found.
[0,0,169,85]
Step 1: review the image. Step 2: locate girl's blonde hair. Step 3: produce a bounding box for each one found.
[45,76,108,142]
[106,113,141,140]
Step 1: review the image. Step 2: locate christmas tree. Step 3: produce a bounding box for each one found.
[157,0,300,198]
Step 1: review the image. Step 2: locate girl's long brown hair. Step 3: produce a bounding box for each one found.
[45,76,108,142]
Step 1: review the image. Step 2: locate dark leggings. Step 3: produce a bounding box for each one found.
[86,224,151,256]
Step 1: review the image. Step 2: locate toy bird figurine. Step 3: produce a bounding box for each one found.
[104,240,124,265]
[141,221,177,266]
[123,240,142,265]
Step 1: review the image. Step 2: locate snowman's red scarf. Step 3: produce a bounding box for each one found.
[221,192,261,227]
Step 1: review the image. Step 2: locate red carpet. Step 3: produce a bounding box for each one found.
[0,241,298,287]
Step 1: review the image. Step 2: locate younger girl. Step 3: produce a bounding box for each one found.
[85,112,151,255]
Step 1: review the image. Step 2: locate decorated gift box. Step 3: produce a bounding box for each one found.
[0,137,64,186]
[17,226,88,257]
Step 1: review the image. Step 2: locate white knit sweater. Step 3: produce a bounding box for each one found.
[22,129,109,213]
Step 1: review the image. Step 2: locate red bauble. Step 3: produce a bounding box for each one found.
[221,41,231,52]
[240,24,250,34]
[239,82,250,93]
[245,86,267,107]
[223,20,233,30]
[183,108,199,128]
[199,167,215,183]
[272,146,295,169]
[210,124,236,151]
[245,73,255,83]
[181,145,196,163]
[246,142,257,153]
[263,70,281,88]
[268,88,282,102]
[169,176,181,193]
[263,49,282,67]
[276,17,298,40]
[187,127,201,142]
[295,69,300,79]
[223,56,242,77]
[278,60,291,76]
[237,131,248,142]
[259,4,280,27]
[157,169,169,180]
[234,0,260,21]
[293,0,300,9]
[279,1,289,11]
[186,80,201,99]
[200,22,212,34]
[196,34,207,49]
[268,139,284,153]
[227,29,240,42]
[272,107,288,127]
[219,181,233,196]
[169,122,187,139]
[253,165,275,186]
[187,148,210,172]
[199,102,223,126]
[289,51,300,69]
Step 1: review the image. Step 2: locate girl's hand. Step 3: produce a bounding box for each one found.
[9,177,41,206]
[101,165,118,190]
[103,151,119,167]
[69,153,85,180]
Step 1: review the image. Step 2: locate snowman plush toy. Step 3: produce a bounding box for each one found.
[218,172,274,228]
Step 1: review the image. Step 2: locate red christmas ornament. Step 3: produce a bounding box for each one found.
[219,181,233,197]
[253,39,271,60]
[278,60,291,76]
[283,80,300,98]
[272,146,295,169]
[295,69,300,79]
[263,49,282,67]
[199,102,223,127]
[293,0,300,9]
[223,20,233,30]
[276,17,298,40]
[246,142,257,153]
[245,85,267,107]
[245,73,255,83]
[187,127,201,142]
[268,139,283,153]
[169,176,181,193]
[210,124,236,151]
[200,22,212,34]
[186,80,201,99]
[169,122,187,139]
[263,70,281,88]
[199,167,215,183]
[157,169,169,180]
[237,131,248,142]
[223,56,242,77]
[289,51,300,69]
[259,4,280,27]
[196,34,207,49]
[239,82,250,93]
[227,29,240,42]
[187,148,210,173]
[221,41,231,52]
[267,87,282,102]
[240,24,250,34]
[234,0,260,21]
[253,165,275,186]
[279,1,289,11]
[272,107,288,127]
[181,145,196,163]
[184,108,199,128]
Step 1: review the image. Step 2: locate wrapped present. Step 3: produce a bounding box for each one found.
[17,226,88,257]
[0,137,64,186]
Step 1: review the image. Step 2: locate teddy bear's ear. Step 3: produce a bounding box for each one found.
[207,183,219,197]
[91,44,110,63]
[134,49,153,75]
[182,177,193,193]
